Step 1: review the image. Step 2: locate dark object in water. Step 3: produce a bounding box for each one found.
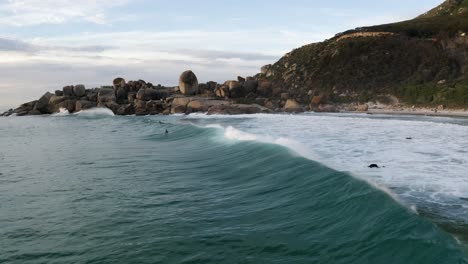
[159,121,165,124]
[368,164,380,168]
[406,137,413,140]
[165,129,169,135]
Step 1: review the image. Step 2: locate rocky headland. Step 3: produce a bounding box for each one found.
[3,0,468,117]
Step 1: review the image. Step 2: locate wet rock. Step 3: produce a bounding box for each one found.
[34,92,53,114]
[1,109,14,117]
[15,101,37,116]
[75,100,96,112]
[116,104,135,115]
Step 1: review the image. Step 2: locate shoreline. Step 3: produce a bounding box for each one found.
[366,108,468,119]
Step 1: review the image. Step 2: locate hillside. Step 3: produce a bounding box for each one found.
[260,0,468,108]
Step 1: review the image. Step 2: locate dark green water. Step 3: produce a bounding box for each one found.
[0,112,467,263]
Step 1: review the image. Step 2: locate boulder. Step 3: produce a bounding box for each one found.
[206,81,218,91]
[134,100,148,115]
[179,70,199,95]
[261,64,272,75]
[48,95,69,113]
[438,104,446,111]
[136,88,162,101]
[283,99,303,112]
[113,77,126,90]
[243,80,258,94]
[356,104,369,112]
[225,80,244,98]
[257,80,273,97]
[75,100,96,112]
[316,104,339,113]
[14,101,37,116]
[63,86,74,96]
[280,93,289,100]
[237,76,246,83]
[58,99,77,113]
[116,104,135,115]
[34,92,53,114]
[86,90,98,102]
[146,101,166,115]
[171,97,191,114]
[128,92,137,103]
[116,87,128,103]
[55,90,64,96]
[73,84,86,97]
[1,109,14,117]
[100,102,120,114]
[98,88,116,103]
[311,95,325,106]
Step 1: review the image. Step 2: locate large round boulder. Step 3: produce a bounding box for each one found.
[179,70,199,95]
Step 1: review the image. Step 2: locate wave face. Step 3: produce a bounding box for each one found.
[0,114,467,263]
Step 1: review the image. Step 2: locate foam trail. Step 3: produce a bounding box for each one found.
[52,108,70,116]
[75,108,115,117]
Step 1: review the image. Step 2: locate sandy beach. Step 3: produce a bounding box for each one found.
[367,108,468,118]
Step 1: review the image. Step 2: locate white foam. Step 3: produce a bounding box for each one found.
[52,108,70,116]
[74,107,115,117]
[196,113,468,220]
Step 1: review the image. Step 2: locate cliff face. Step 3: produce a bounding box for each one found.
[261,0,468,108]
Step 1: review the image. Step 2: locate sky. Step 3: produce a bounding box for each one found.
[0,0,443,108]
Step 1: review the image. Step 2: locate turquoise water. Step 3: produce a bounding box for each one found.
[1,111,467,263]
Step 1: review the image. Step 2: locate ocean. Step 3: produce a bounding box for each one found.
[1,109,468,263]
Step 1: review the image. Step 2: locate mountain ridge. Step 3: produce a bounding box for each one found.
[258,0,468,108]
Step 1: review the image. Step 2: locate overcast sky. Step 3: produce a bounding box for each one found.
[0,0,442,108]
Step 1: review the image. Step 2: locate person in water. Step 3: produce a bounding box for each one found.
[165,129,169,135]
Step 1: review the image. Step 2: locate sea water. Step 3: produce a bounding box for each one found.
[0,110,467,263]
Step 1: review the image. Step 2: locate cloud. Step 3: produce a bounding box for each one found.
[0,38,37,52]
[174,49,279,61]
[0,37,114,54]
[0,0,129,26]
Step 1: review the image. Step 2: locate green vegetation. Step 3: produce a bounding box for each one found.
[264,0,468,108]
[398,83,468,108]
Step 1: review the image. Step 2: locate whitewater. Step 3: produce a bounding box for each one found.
[184,113,468,236]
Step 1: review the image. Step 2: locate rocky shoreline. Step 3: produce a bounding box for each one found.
[1,70,372,117]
